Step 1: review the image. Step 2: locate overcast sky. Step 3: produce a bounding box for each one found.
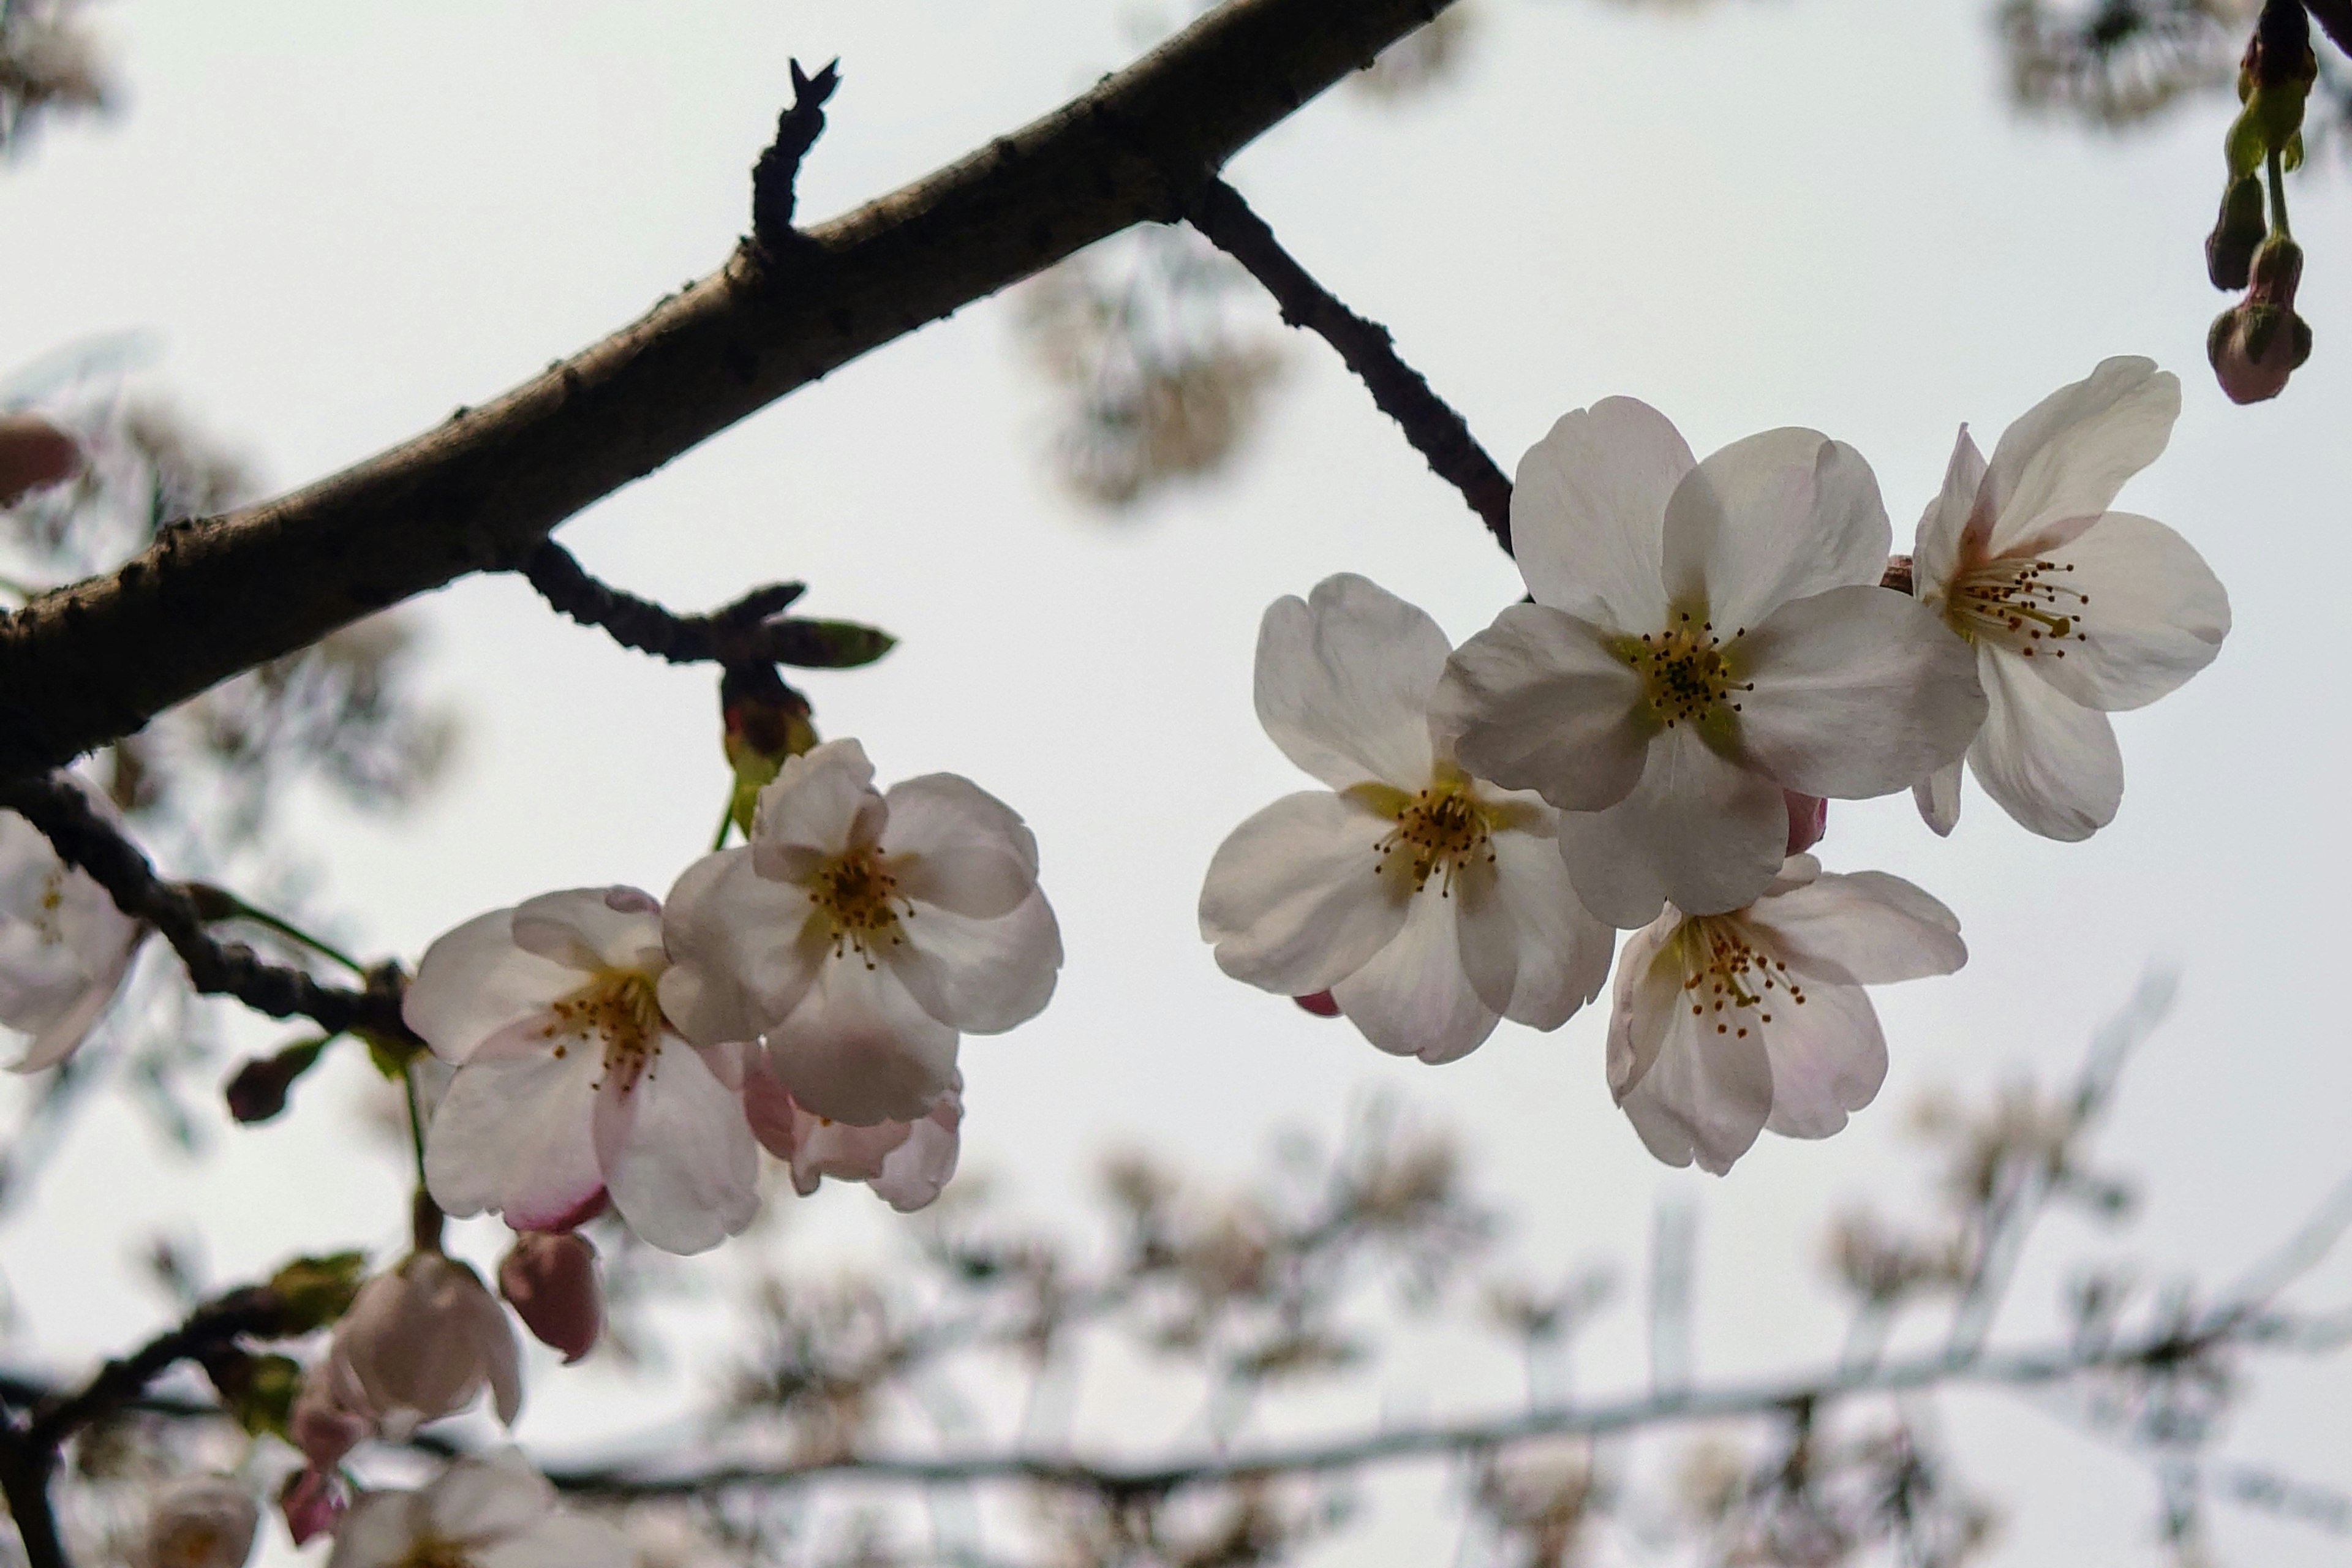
[4,1,2351,1564]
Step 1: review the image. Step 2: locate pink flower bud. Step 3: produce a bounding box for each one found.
[143,1476,258,1568]
[288,1361,371,1471]
[498,1231,603,1364]
[1782,792,1828,856]
[1293,990,1341,1017]
[327,1251,522,1438]
[0,415,81,507]
[275,1466,347,1548]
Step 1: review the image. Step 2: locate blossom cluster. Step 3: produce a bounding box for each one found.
[1202,358,2227,1174]
[405,737,1061,1254]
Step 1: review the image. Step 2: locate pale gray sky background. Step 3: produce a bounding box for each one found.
[4,1,2351,1564]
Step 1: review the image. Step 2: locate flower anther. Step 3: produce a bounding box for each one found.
[1619,610,1752,733]
[806,846,910,966]
[1673,916,1807,1042]
[1945,556,2088,660]
[545,967,665,1093]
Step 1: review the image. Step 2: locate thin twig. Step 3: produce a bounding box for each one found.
[0,774,412,1042]
[1185,176,1516,552]
[518,540,804,665]
[750,58,842,265]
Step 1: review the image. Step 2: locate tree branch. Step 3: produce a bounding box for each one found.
[518,541,805,665]
[1185,176,1515,552]
[0,0,1463,778]
[2307,0,2352,59]
[0,774,411,1042]
[540,1324,2237,1499]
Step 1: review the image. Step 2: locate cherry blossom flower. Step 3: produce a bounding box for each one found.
[497,1230,602,1363]
[1910,358,2230,840]
[326,1251,521,1438]
[743,1053,962,1212]
[1434,402,1985,927]
[325,1450,633,1568]
[143,1476,258,1568]
[660,739,1060,1127]
[1199,574,1615,1063]
[1608,854,1966,1175]
[407,886,760,1256]
[0,791,143,1072]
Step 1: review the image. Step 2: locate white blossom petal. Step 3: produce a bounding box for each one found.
[1756,981,1887,1140]
[659,848,827,1047]
[1199,792,1406,995]
[1735,584,1985,798]
[1558,726,1786,925]
[592,1038,759,1254]
[885,774,1040,919]
[425,1054,605,1231]
[1329,885,1499,1064]
[869,1095,962,1213]
[477,1515,639,1568]
[2031,512,2229,712]
[424,1452,554,1547]
[325,1493,428,1568]
[508,888,664,975]
[1487,827,1613,1030]
[1660,430,1891,631]
[763,958,960,1126]
[1747,870,1965,987]
[893,885,1061,1033]
[1913,758,1963,837]
[1616,1000,1774,1175]
[750,739,886,883]
[1912,426,1987,601]
[1252,573,1450,791]
[1509,398,1689,628]
[1967,649,2124,840]
[1604,918,1683,1100]
[403,909,581,1066]
[1435,605,1650,811]
[1981,358,2177,556]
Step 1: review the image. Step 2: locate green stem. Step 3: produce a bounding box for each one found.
[211,894,368,977]
[713,792,736,851]
[2268,146,2293,239]
[401,1062,429,1191]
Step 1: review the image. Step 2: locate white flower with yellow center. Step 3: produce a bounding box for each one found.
[325,1451,632,1568]
[0,788,143,1072]
[660,739,1060,1128]
[1608,854,1966,1174]
[406,886,758,1256]
[1432,399,1986,927]
[1199,574,1615,1064]
[1910,357,2231,840]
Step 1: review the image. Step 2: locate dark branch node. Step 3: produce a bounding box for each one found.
[750,57,843,269]
[2311,0,2352,60]
[1184,177,1515,554]
[0,774,410,1042]
[519,540,893,671]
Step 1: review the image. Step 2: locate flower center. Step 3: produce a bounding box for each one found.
[807,846,910,967]
[1945,556,2089,659]
[544,967,665,1094]
[1674,916,1806,1041]
[1624,611,1750,730]
[1372,780,1498,897]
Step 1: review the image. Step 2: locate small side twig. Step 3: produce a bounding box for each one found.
[1185,176,1515,552]
[0,775,410,1042]
[519,540,804,665]
[751,57,843,266]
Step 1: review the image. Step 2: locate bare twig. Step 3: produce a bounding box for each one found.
[518,541,805,665]
[750,58,842,265]
[1184,176,1515,551]
[0,772,411,1042]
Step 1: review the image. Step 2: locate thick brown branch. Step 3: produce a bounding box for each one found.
[0,774,410,1041]
[0,0,1462,777]
[1185,177,1515,552]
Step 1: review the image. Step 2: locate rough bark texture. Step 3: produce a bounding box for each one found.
[0,0,1455,777]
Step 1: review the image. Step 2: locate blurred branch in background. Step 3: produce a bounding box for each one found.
[13,986,2346,1568]
[0,0,110,158]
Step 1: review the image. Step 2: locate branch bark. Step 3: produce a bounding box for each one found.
[0,0,1460,777]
